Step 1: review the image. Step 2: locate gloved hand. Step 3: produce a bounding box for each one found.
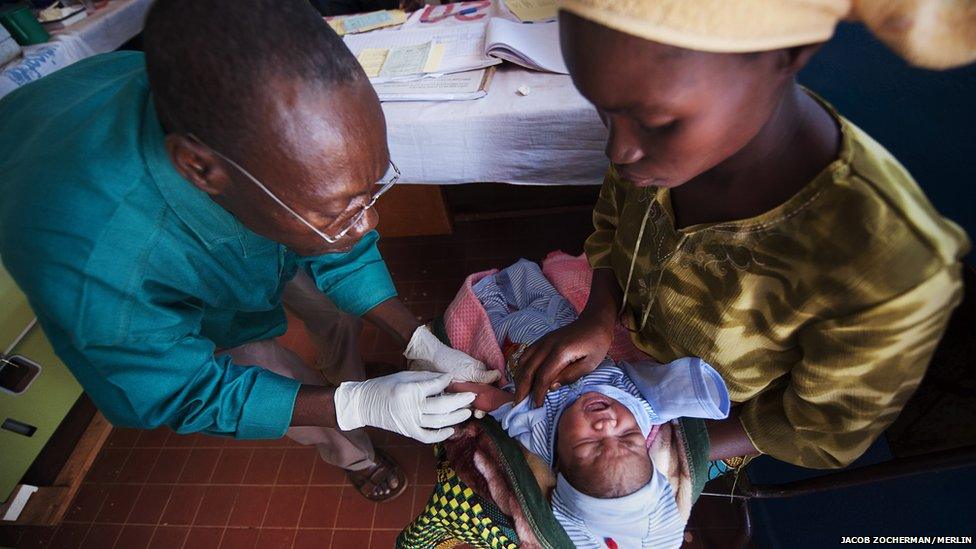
[405,325,502,384]
[334,371,476,444]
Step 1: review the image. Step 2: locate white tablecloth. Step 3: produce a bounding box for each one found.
[0,0,151,100]
[59,0,153,53]
[384,66,609,185]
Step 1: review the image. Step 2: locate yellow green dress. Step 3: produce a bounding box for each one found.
[585,109,970,469]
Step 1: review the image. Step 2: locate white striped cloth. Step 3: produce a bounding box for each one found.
[552,472,685,549]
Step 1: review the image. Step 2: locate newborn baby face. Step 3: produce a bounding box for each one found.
[557,392,646,461]
[555,392,652,498]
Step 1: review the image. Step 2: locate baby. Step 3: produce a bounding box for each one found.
[453,259,730,549]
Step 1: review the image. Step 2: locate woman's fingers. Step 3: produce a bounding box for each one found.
[517,344,538,373]
[531,352,575,407]
[513,341,548,403]
[530,346,608,406]
[556,355,603,386]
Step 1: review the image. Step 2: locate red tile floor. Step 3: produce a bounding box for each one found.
[1,211,748,548]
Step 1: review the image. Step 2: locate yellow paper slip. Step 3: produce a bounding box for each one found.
[327,18,346,36]
[424,43,445,74]
[504,0,556,22]
[357,48,389,78]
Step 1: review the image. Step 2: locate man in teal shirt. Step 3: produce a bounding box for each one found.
[0,0,497,501]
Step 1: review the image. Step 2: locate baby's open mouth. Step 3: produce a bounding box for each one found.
[582,394,611,412]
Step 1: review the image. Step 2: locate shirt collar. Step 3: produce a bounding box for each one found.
[141,98,260,256]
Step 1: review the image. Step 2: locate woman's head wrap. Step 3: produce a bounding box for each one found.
[559,0,976,70]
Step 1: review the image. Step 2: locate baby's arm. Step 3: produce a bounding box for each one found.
[448,381,515,414]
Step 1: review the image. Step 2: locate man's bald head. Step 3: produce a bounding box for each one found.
[143,0,390,256]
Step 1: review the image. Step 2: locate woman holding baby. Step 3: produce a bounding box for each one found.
[517,0,973,472]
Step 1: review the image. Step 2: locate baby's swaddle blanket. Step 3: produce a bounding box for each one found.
[476,259,730,549]
[444,252,650,379]
[489,361,729,549]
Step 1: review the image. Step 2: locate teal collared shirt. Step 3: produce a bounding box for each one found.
[0,52,397,439]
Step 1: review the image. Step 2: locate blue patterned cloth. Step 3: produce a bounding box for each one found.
[472,258,578,347]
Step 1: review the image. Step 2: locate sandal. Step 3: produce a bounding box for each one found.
[346,448,408,503]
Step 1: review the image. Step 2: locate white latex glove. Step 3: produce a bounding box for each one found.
[405,325,502,384]
[334,371,476,444]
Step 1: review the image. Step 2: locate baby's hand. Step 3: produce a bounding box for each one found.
[447,381,514,416]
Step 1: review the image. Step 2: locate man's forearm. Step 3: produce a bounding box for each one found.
[291,385,338,428]
[363,296,420,347]
[705,408,760,461]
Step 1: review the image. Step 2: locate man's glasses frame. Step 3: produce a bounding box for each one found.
[188,133,399,244]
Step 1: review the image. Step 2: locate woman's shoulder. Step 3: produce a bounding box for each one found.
[827,117,967,261]
[780,116,969,308]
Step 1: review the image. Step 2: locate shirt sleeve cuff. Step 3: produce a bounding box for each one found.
[328,261,398,316]
[297,231,399,317]
[237,369,301,439]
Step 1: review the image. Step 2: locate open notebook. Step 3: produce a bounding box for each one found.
[484,18,567,74]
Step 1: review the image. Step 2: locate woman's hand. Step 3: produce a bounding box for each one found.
[514,314,614,407]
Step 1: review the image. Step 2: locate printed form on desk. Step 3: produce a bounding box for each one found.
[356,41,444,81]
[344,23,501,79]
[380,41,433,78]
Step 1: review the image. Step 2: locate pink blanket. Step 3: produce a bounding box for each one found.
[443,251,651,381]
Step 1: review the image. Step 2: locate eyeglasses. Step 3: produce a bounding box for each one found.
[188,133,399,244]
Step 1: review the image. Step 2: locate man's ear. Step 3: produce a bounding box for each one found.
[779,42,824,75]
[164,134,232,196]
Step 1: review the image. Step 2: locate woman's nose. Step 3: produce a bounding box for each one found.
[605,116,645,166]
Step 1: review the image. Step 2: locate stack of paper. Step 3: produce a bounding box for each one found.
[484,18,567,74]
[372,67,495,101]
